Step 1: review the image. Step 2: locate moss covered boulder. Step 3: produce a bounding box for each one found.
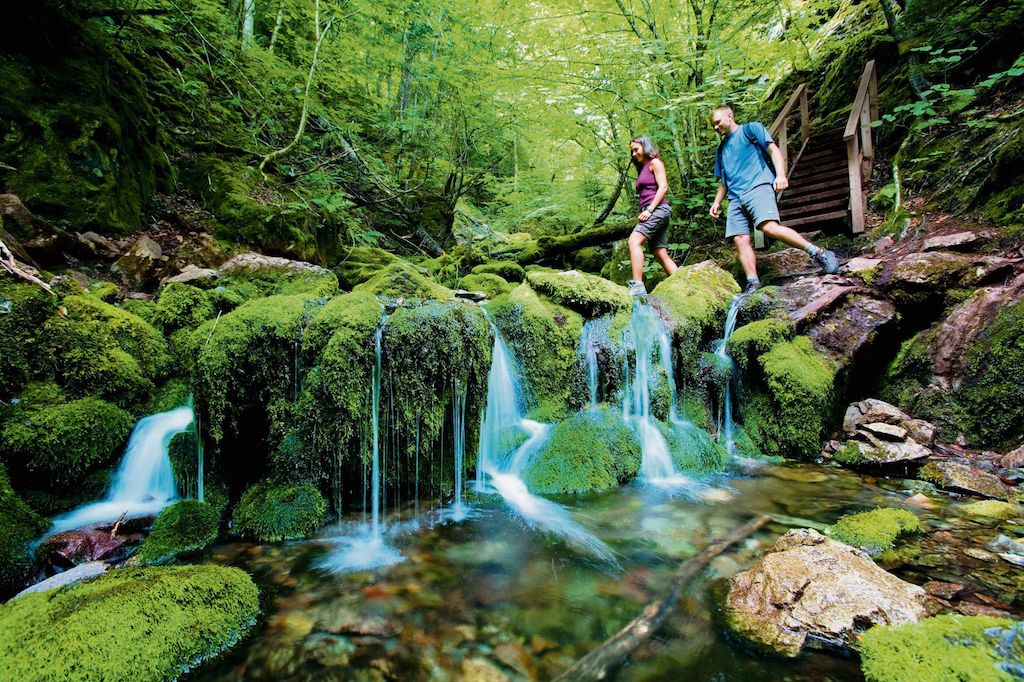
[0,277,57,398]
[727,318,795,375]
[524,407,640,494]
[663,421,730,474]
[457,273,513,299]
[334,246,401,289]
[0,396,134,491]
[354,262,451,302]
[472,260,525,282]
[134,500,219,566]
[828,508,922,554]
[525,268,630,317]
[0,565,259,681]
[860,615,1022,682]
[1,463,47,595]
[232,480,326,542]
[489,283,586,415]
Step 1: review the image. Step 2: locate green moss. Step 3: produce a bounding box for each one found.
[354,262,452,302]
[828,508,922,553]
[232,480,326,542]
[0,277,58,398]
[524,407,640,493]
[135,500,219,566]
[0,463,47,595]
[333,247,401,289]
[0,397,134,491]
[144,379,192,415]
[118,297,157,325]
[727,318,795,375]
[58,295,171,379]
[302,289,382,361]
[747,336,836,458]
[663,421,729,474]
[0,565,259,681]
[152,282,217,333]
[472,261,525,282]
[833,441,868,465]
[457,273,513,299]
[961,500,1023,521]
[89,281,120,302]
[489,283,585,414]
[525,269,630,318]
[860,615,1019,682]
[954,301,1024,447]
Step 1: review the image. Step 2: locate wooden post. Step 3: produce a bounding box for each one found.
[799,87,810,142]
[847,135,865,234]
[777,120,788,174]
[860,105,874,178]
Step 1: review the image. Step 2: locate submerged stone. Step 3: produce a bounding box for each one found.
[726,528,927,657]
[920,461,1009,499]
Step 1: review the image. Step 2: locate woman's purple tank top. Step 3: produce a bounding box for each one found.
[636,161,666,208]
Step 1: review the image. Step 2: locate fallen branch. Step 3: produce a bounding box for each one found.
[110,511,128,539]
[1,236,53,294]
[510,220,635,265]
[554,514,772,682]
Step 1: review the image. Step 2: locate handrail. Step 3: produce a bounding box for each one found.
[767,83,810,179]
[770,83,808,139]
[843,60,879,234]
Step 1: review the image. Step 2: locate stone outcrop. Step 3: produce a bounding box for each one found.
[920,461,1009,499]
[726,529,928,657]
[218,251,329,275]
[112,236,169,287]
[827,399,935,465]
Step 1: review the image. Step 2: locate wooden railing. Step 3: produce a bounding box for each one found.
[769,82,810,178]
[844,60,879,234]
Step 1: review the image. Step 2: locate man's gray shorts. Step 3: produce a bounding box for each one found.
[632,203,672,249]
[725,184,780,239]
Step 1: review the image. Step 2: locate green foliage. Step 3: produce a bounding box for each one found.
[0,277,57,398]
[746,336,836,458]
[58,295,171,379]
[144,379,193,415]
[457,273,513,299]
[0,565,259,682]
[0,463,47,595]
[472,261,525,282]
[135,500,220,566]
[152,283,217,333]
[524,407,640,494]
[0,397,133,491]
[828,508,922,553]
[489,283,585,414]
[525,268,631,317]
[232,479,327,542]
[860,615,1020,682]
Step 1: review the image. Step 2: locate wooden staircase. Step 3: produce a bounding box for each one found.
[754,61,879,248]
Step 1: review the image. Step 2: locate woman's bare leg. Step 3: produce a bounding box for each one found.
[653,247,677,276]
[628,231,647,281]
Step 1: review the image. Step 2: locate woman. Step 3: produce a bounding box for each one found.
[626,136,677,296]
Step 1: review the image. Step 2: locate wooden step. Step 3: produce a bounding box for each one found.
[779,186,849,207]
[790,166,849,184]
[783,210,849,228]
[797,147,846,165]
[784,176,848,197]
[781,197,849,218]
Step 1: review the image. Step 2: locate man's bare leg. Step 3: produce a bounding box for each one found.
[760,220,809,249]
[653,247,678,276]
[734,234,757,279]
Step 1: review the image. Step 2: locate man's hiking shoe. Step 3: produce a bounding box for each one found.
[812,249,839,274]
[627,279,648,297]
[742,280,761,295]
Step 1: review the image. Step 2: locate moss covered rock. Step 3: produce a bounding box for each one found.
[525,268,630,318]
[828,508,922,554]
[151,282,217,333]
[663,421,730,474]
[0,277,57,398]
[0,565,259,681]
[232,480,326,542]
[0,463,47,595]
[135,499,219,566]
[745,336,836,458]
[727,318,795,375]
[334,247,401,289]
[524,407,640,493]
[457,273,513,299]
[354,262,452,302]
[960,500,1023,521]
[472,261,525,282]
[860,615,1020,682]
[489,283,586,414]
[0,396,134,491]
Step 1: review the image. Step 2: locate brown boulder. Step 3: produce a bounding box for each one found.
[921,461,1009,499]
[38,529,133,568]
[921,231,981,252]
[1001,444,1024,469]
[112,236,168,287]
[726,529,927,657]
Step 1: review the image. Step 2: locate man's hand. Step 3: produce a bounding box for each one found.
[709,202,721,218]
[773,175,789,192]
[638,210,652,223]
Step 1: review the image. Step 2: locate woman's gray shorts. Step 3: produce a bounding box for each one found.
[725,184,780,239]
[632,203,672,249]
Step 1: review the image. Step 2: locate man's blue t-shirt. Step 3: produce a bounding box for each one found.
[713,122,777,200]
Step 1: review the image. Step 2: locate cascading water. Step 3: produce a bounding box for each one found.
[579,317,603,409]
[49,406,194,534]
[476,313,615,562]
[716,296,743,455]
[449,380,468,520]
[622,300,692,487]
[321,318,402,572]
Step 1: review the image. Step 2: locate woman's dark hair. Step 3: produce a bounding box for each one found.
[629,136,660,170]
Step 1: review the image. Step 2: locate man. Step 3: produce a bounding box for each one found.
[709,105,838,294]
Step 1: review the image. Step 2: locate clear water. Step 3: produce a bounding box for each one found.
[193,464,1024,681]
[717,295,744,456]
[49,406,194,533]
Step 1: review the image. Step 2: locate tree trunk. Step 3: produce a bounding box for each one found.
[241,0,256,49]
[268,5,284,53]
[880,0,929,100]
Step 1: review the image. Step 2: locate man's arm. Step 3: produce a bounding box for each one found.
[768,143,788,191]
[710,183,727,218]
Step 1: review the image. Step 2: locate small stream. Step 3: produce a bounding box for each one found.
[192,464,1023,681]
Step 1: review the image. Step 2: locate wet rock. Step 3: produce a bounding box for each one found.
[453,289,487,302]
[921,231,980,252]
[843,257,884,275]
[802,295,898,372]
[459,657,509,682]
[15,562,109,598]
[922,581,966,600]
[887,251,974,287]
[906,493,937,508]
[494,641,536,678]
[219,251,328,275]
[921,461,1009,499]
[960,500,1022,520]
[37,529,138,567]
[77,231,120,259]
[112,236,168,287]
[987,535,1024,567]
[843,399,936,444]
[165,264,219,286]
[757,248,813,279]
[725,528,927,657]
[1001,444,1024,469]
[954,601,1013,618]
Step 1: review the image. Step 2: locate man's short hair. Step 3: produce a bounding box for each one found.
[710,105,734,122]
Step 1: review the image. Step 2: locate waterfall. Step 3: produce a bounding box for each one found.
[580,318,601,409]
[476,312,615,562]
[450,380,467,520]
[623,300,691,486]
[49,406,194,534]
[717,296,743,455]
[370,323,383,540]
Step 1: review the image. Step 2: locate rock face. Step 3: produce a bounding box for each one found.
[37,528,144,568]
[829,399,935,465]
[921,230,981,252]
[726,529,928,657]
